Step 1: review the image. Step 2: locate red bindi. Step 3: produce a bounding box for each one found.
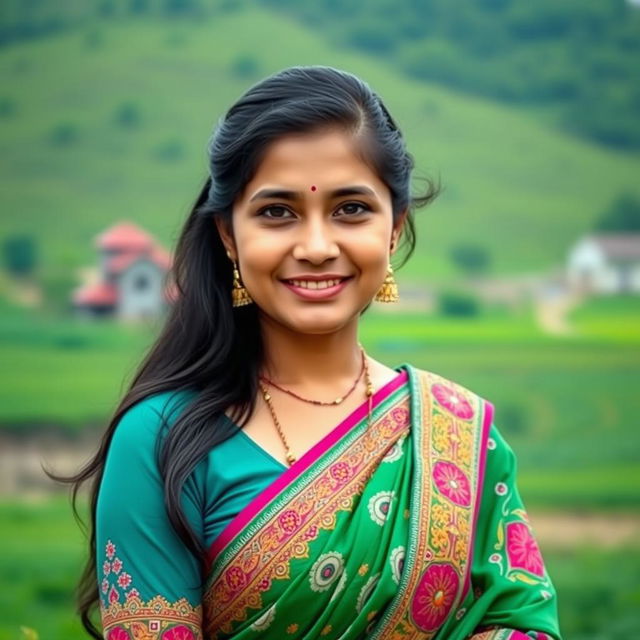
[310,185,317,191]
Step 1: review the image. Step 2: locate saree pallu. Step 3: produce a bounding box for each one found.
[201,365,561,640]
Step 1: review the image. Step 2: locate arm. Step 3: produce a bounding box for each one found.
[96,391,204,639]
[465,424,562,640]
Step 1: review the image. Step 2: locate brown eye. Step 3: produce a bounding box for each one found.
[336,202,370,217]
[259,205,293,219]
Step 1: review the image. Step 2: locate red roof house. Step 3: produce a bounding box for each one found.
[72,221,175,320]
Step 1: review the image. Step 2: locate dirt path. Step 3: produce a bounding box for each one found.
[528,511,640,549]
[1,435,638,549]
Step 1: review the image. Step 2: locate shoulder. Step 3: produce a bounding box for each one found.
[110,388,200,451]
[403,363,494,420]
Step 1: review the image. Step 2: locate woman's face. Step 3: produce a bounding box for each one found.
[217,127,406,336]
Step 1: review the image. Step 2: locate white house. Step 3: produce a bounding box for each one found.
[72,221,176,320]
[567,233,640,294]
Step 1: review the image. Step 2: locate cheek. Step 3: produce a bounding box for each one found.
[236,233,281,271]
[351,234,391,269]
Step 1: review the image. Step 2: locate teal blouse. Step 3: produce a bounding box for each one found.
[96,389,285,609]
[96,384,561,640]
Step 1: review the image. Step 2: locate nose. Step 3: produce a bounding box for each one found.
[291,216,340,263]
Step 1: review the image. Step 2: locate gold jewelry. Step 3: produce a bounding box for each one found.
[258,349,375,467]
[260,347,366,405]
[229,257,253,307]
[374,263,399,303]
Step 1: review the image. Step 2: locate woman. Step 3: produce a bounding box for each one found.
[63,66,561,639]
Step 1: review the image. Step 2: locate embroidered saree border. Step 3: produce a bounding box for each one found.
[369,366,493,640]
[100,595,203,639]
[206,369,409,566]
[202,372,412,638]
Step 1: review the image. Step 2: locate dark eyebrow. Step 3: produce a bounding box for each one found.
[249,185,377,203]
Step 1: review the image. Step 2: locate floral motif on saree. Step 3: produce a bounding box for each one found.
[488,484,552,589]
[202,371,413,638]
[368,369,492,639]
[200,366,500,640]
[100,539,203,639]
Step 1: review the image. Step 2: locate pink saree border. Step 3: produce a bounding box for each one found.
[461,398,494,600]
[206,367,409,565]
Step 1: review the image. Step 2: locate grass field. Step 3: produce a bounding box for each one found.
[2,294,640,509]
[1,294,639,637]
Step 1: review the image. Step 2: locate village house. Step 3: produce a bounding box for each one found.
[566,233,640,294]
[71,221,176,321]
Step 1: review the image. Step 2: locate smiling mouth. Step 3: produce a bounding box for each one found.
[281,276,353,290]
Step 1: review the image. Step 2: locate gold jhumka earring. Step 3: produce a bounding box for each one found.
[374,263,399,303]
[227,251,253,307]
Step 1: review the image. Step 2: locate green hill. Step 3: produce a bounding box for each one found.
[0,9,639,296]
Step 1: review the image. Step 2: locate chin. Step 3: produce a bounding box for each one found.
[282,312,356,335]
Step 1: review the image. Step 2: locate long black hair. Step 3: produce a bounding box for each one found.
[50,65,441,638]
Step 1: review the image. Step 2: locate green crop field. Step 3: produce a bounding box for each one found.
[2,294,640,509]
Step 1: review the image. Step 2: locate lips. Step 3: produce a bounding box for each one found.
[283,276,350,290]
[280,276,353,300]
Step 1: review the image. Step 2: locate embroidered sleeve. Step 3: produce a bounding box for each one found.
[466,424,562,640]
[96,393,204,639]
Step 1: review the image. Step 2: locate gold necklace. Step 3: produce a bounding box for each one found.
[258,351,374,467]
[259,347,366,406]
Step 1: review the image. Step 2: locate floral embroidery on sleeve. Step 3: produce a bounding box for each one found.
[487,483,553,593]
[99,540,203,639]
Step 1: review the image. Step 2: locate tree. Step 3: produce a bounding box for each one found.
[230,54,259,79]
[114,102,141,129]
[2,234,37,277]
[450,242,491,276]
[595,193,640,232]
[437,289,480,317]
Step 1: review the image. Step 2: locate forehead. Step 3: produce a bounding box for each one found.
[239,129,389,199]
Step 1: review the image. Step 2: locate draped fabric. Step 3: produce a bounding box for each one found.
[97,364,561,640]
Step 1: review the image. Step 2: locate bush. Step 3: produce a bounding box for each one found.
[450,242,491,276]
[48,122,79,147]
[83,29,104,50]
[2,234,37,277]
[230,54,259,79]
[152,138,185,162]
[114,102,141,129]
[437,289,480,317]
[0,97,16,117]
[498,402,529,436]
[595,192,640,232]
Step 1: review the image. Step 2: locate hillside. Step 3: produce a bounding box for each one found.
[0,9,639,297]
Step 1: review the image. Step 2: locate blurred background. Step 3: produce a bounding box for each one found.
[1,1,639,638]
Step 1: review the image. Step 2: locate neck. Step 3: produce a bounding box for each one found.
[259,315,363,392]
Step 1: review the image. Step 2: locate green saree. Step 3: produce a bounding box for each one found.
[97,364,561,640]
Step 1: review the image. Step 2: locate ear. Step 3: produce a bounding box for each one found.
[214,216,237,261]
[391,209,409,255]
